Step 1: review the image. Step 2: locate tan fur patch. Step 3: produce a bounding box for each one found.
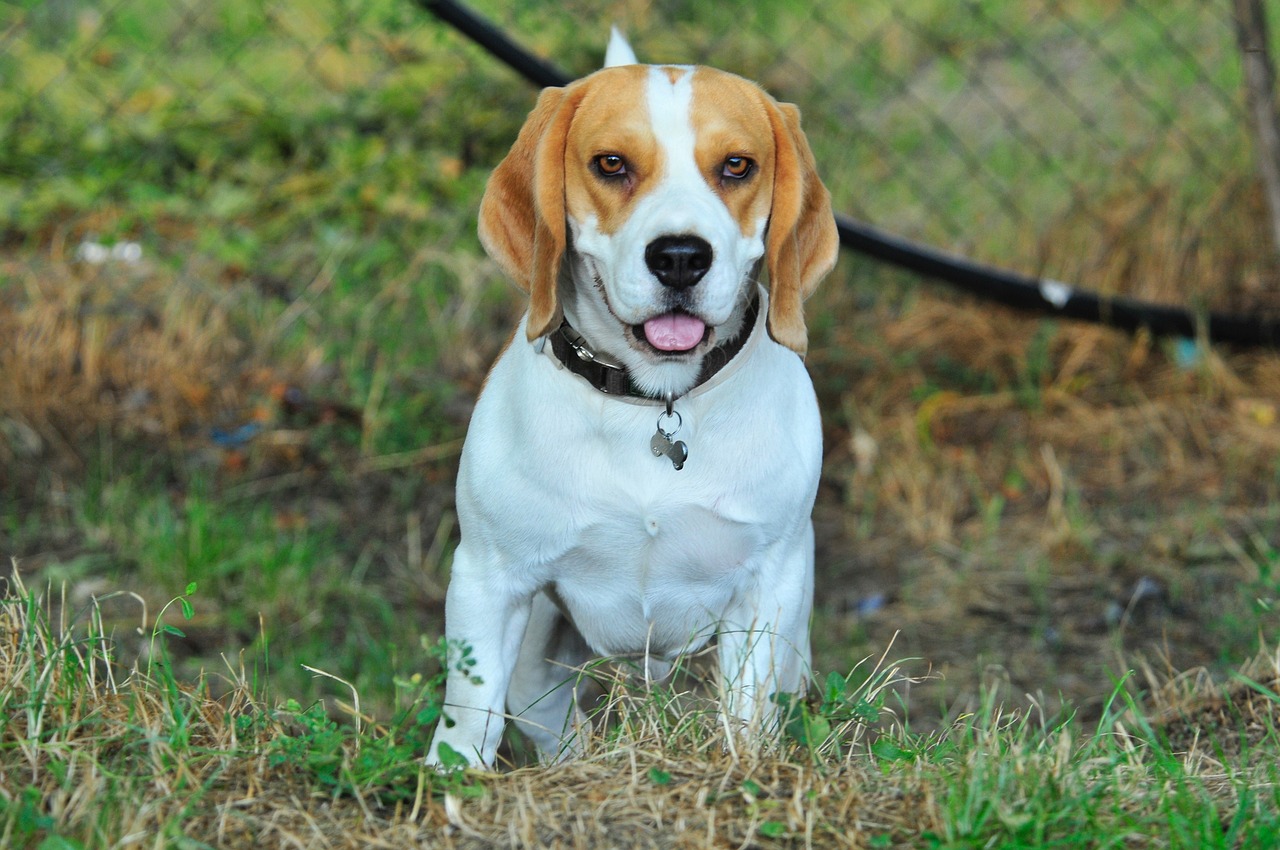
[563,66,662,236]
[660,65,687,85]
[689,68,778,237]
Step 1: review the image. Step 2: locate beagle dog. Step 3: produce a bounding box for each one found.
[428,31,838,766]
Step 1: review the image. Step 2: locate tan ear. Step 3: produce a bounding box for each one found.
[478,86,578,340]
[763,100,839,355]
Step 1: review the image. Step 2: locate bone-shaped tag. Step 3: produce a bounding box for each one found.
[650,428,688,471]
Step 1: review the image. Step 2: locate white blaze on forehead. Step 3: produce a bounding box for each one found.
[637,66,766,249]
[645,66,710,225]
[648,67,697,161]
[647,66,766,270]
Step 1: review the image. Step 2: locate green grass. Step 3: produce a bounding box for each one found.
[2,572,1277,847]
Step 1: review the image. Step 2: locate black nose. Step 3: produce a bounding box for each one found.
[645,235,713,289]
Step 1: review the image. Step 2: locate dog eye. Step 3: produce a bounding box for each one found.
[722,156,753,179]
[595,154,627,177]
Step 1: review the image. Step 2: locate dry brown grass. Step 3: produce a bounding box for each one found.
[0,233,514,484]
[1140,647,1280,763]
[827,296,1280,531]
[4,563,1278,848]
[812,276,1280,577]
[0,564,918,847]
[796,235,1280,729]
[0,250,240,425]
[1035,179,1280,316]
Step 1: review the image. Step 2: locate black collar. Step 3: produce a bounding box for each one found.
[548,296,761,401]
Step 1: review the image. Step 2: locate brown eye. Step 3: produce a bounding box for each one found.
[595,154,627,177]
[722,156,753,179]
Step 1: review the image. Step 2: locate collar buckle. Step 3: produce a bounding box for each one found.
[558,323,627,371]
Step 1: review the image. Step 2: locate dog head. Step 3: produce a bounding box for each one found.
[478,34,838,396]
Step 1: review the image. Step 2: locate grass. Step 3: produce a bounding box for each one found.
[3,0,1280,844]
[2,565,1278,847]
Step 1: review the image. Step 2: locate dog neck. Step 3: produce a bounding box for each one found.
[547,294,762,404]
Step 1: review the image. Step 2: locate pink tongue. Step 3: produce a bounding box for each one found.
[643,313,706,352]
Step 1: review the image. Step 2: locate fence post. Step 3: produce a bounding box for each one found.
[1233,0,1280,262]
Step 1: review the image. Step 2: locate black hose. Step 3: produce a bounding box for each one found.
[835,216,1280,347]
[423,0,1280,349]
[423,0,570,88]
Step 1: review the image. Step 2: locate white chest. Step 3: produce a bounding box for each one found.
[456,330,822,658]
[547,499,767,657]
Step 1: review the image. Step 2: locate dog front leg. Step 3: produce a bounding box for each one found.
[717,523,815,737]
[426,545,532,767]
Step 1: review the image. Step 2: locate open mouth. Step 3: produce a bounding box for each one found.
[632,311,712,355]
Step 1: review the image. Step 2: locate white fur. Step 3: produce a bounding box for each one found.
[604,26,638,67]
[427,42,821,768]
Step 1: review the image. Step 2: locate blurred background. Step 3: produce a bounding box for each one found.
[3,0,1279,729]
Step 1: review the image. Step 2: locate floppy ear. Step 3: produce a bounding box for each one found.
[763,100,839,355]
[478,86,578,340]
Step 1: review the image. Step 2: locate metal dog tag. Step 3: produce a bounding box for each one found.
[650,428,688,470]
[650,407,687,470]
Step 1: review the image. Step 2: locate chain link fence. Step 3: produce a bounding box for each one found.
[1,0,1275,315]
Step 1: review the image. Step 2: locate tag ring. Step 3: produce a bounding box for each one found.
[656,408,682,439]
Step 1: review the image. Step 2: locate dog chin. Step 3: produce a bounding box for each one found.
[618,319,722,398]
[625,356,705,399]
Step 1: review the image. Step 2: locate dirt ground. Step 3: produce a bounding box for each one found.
[802,285,1280,731]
